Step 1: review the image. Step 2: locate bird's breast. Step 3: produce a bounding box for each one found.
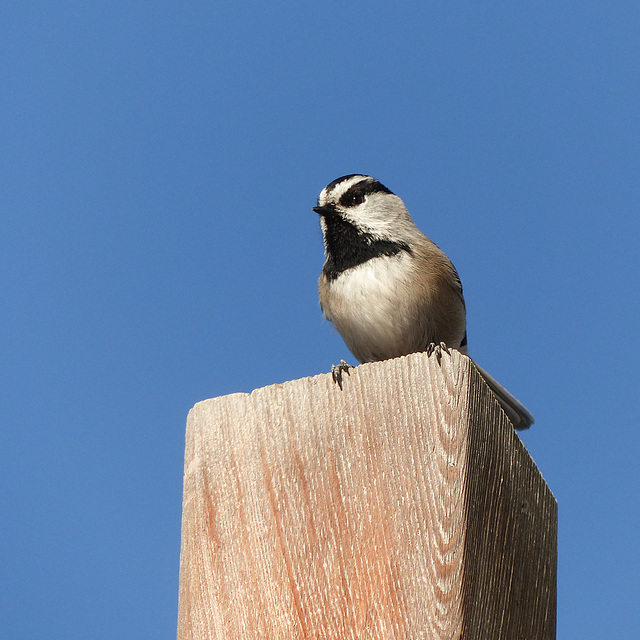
[319,253,428,362]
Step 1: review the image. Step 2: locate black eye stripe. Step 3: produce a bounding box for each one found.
[345,193,365,207]
[338,179,394,208]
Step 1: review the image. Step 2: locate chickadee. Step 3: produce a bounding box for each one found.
[314,174,534,430]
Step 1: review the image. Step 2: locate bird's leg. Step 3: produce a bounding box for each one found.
[426,342,450,365]
[331,359,353,390]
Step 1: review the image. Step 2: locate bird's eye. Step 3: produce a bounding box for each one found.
[339,190,367,208]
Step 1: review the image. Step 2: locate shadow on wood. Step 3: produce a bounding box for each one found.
[177,350,556,640]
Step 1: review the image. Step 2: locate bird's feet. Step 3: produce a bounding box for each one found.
[331,359,353,390]
[426,342,450,365]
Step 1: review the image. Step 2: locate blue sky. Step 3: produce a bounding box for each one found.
[2,2,639,638]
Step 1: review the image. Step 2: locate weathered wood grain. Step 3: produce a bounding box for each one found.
[177,350,556,640]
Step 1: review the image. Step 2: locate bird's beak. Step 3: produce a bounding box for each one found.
[313,205,337,217]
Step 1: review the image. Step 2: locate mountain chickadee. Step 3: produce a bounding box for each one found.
[314,174,534,430]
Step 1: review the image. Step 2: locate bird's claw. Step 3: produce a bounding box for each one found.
[426,342,450,365]
[331,359,352,390]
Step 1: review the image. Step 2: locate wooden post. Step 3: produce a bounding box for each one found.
[177,350,556,640]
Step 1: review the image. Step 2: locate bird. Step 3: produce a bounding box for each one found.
[313,174,534,430]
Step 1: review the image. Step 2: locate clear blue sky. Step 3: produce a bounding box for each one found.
[2,2,639,638]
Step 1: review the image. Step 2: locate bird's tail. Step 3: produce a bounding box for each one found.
[474,363,534,430]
